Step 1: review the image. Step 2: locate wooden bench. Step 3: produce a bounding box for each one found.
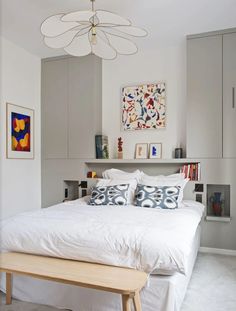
[0,252,147,311]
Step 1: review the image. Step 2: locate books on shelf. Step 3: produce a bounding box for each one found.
[180,163,201,181]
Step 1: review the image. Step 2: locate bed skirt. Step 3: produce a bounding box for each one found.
[0,226,201,311]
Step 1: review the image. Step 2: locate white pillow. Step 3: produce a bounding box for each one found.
[139,177,189,203]
[96,178,137,205]
[140,172,185,183]
[102,169,142,182]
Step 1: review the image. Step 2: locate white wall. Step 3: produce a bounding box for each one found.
[0,37,41,220]
[102,42,186,159]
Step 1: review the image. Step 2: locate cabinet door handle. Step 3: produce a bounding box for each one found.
[233,87,235,109]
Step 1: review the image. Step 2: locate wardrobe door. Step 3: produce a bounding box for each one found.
[223,33,236,158]
[187,36,223,158]
[41,58,68,159]
[68,55,102,159]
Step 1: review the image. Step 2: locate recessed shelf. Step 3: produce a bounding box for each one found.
[85,158,200,165]
[206,184,230,220]
[205,216,231,222]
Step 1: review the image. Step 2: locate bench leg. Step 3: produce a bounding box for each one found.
[133,291,142,311]
[6,273,12,305]
[122,294,131,311]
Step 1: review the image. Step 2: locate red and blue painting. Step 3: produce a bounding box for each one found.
[122,83,166,130]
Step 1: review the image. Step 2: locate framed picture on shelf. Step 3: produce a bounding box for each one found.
[135,143,148,159]
[149,143,162,159]
[6,103,34,159]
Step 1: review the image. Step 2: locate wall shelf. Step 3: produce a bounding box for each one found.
[205,216,231,223]
[85,158,200,165]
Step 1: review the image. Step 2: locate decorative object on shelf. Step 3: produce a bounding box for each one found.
[180,163,201,181]
[87,171,97,178]
[149,143,162,159]
[6,103,34,159]
[175,147,183,159]
[95,135,109,159]
[117,137,123,159]
[122,83,166,130]
[206,184,230,220]
[135,143,148,159]
[210,192,223,217]
[41,0,147,60]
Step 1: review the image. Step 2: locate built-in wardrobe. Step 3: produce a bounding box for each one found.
[186,28,236,251]
[41,55,102,207]
[187,28,236,158]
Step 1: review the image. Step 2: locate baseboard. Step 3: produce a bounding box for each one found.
[199,247,236,256]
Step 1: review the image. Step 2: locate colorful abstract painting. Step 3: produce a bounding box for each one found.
[122,83,166,130]
[7,103,34,159]
[11,112,31,152]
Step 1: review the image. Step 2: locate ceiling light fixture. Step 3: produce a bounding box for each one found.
[41,0,148,60]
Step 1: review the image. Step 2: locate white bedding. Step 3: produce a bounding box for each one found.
[0,199,204,275]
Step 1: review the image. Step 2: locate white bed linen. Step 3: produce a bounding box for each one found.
[0,199,204,275]
[0,226,201,311]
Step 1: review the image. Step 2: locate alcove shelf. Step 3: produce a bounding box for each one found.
[85,158,200,165]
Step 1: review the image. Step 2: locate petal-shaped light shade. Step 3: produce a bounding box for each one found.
[41,14,79,37]
[92,34,117,60]
[61,10,95,22]
[64,33,91,56]
[105,33,138,55]
[114,26,148,37]
[95,10,131,26]
[44,30,80,49]
[98,26,147,38]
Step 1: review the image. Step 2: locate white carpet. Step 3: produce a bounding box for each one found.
[1,253,236,311]
[181,253,236,311]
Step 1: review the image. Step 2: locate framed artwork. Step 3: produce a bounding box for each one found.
[6,103,34,159]
[122,82,166,130]
[135,143,148,159]
[149,143,162,159]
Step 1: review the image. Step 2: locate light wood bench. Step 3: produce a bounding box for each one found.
[0,252,147,311]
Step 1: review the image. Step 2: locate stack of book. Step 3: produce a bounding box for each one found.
[180,163,201,181]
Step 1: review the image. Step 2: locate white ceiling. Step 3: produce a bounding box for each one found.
[1,0,236,58]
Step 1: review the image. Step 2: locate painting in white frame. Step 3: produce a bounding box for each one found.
[122,83,166,130]
[6,103,34,159]
[149,143,162,159]
[135,143,148,159]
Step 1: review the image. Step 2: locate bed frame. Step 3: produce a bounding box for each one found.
[0,252,147,311]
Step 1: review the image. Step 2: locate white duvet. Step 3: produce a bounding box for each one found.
[0,198,204,275]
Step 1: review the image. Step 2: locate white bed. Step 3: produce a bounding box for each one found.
[0,198,204,311]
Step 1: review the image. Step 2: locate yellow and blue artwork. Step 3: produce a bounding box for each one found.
[11,112,31,152]
[7,103,34,159]
[122,83,166,130]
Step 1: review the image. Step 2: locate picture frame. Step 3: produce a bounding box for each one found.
[149,143,162,159]
[6,103,34,159]
[122,82,166,131]
[135,143,148,159]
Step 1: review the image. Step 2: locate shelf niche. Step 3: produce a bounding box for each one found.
[206,184,230,222]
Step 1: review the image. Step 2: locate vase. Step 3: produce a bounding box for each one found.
[118,151,123,159]
[210,192,222,216]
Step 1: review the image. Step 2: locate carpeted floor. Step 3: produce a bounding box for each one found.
[1,253,236,311]
[181,253,236,311]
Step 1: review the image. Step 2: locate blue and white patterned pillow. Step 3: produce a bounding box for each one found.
[134,184,181,209]
[89,184,130,206]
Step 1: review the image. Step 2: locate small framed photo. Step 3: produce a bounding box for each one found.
[135,143,148,159]
[6,103,34,159]
[149,143,162,159]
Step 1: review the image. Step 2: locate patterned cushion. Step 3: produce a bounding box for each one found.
[134,184,181,209]
[89,184,130,206]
